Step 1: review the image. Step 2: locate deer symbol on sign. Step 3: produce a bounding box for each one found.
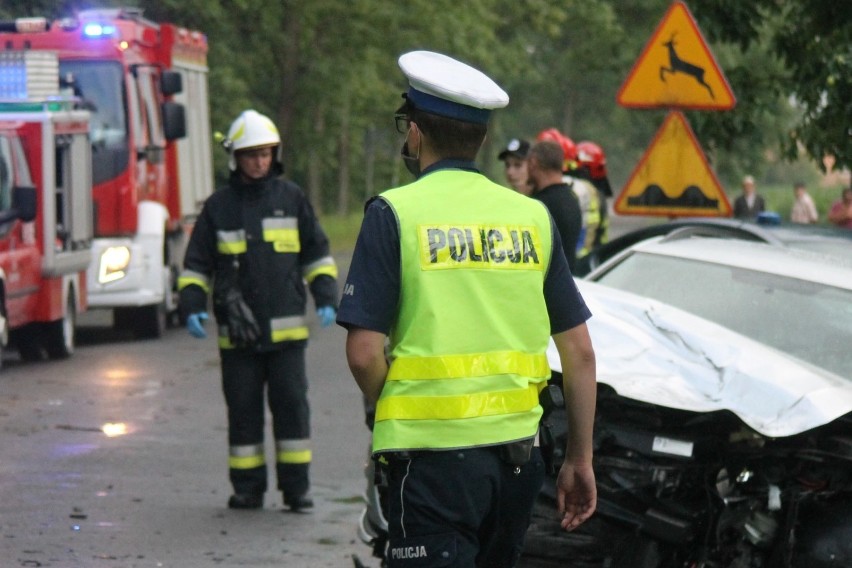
[659,32,714,99]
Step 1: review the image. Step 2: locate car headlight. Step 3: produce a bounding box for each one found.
[98,246,131,283]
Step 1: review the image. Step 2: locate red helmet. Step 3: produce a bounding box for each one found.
[576,141,607,180]
[536,128,577,171]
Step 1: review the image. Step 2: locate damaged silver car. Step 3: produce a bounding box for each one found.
[526,235,852,567]
[355,234,852,567]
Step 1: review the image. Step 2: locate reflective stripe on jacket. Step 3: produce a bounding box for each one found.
[179,175,337,351]
[374,169,553,453]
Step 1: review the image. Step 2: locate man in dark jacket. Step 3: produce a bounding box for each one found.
[733,175,766,219]
[178,109,338,511]
[527,140,583,271]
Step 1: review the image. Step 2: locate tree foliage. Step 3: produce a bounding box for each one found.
[2,0,848,211]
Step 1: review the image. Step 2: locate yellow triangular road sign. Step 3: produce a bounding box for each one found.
[617,1,735,110]
[614,111,732,217]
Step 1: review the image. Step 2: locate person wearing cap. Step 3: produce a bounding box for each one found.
[498,137,533,195]
[733,174,766,219]
[338,51,597,567]
[177,109,338,512]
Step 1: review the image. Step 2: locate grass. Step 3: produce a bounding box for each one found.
[321,211,365,253]
[749,183,845,224]
[319,181,850,255]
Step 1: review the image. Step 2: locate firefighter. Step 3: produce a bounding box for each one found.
[178,109,338,511]
[535,129,601,256]
[338,51,597,567]
[575,141,613,248]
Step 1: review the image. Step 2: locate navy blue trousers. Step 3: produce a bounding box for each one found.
[384,446,545,568]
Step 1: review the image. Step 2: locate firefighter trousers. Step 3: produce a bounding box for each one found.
[220,345,310,498]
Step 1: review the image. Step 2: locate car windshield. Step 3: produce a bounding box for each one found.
[782,239,852,261]
[594,252,852,378]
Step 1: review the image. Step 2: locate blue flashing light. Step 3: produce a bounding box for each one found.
[83,23,116,38]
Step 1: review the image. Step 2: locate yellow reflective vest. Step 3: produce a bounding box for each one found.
[374,169,553,453]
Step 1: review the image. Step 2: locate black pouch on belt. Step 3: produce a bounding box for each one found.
[498,437,535,466]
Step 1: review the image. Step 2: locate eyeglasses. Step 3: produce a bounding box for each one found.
[394,113,410,134]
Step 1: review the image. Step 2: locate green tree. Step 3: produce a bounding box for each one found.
[693,0,852,172]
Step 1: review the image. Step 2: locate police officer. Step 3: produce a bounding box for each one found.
[178,109,338,511]
[338,51,597,567]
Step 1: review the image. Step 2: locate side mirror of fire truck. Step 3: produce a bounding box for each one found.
[0,185,37,225]
[162,102,186,141]
[160,70,183,96]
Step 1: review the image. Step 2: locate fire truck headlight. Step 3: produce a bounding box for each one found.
[99,246,131,283]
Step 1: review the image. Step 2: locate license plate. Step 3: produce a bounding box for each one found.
[652,436,694,457]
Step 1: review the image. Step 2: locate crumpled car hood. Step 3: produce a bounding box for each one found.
[547,280,852,438]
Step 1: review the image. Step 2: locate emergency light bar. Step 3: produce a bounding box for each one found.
[83,23,117,38]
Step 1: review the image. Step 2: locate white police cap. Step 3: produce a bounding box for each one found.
[398,50,509,124]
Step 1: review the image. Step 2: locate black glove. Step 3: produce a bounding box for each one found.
[220,289,261,346]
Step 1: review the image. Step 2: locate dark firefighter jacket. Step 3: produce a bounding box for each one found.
[178,173,338,351]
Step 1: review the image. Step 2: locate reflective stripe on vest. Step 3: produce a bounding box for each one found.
[374,170,553,453]
[262,217,300,253]
[217,229,247,255]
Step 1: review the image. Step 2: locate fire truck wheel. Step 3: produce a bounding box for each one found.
[114,304,166,339]
[13,325,45,362]
[44,294,76,360]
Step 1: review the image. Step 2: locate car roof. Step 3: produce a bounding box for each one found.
[614,235,852,290]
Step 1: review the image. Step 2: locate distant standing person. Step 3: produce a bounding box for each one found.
[828,187,852,229]
[527,140,583,271]
[733,175,766,219]
[497,138,533,195]
[178,109,339,512]
[790,181,818,224]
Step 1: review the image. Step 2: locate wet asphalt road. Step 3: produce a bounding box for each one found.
[0,214,655,568]
[0,253,375,567]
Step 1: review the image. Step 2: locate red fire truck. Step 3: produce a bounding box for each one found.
[0,8,213,338]
[0,50,93,364]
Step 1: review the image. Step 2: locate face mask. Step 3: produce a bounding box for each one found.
[401,141,420,178]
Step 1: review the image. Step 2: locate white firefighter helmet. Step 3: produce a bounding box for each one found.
[225,109,281,171]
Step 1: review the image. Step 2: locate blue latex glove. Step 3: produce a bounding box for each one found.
[316,306,336,328]
[187,312,209,338]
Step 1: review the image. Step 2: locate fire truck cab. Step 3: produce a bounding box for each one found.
[0,8,213,338]
[0,50,93,364]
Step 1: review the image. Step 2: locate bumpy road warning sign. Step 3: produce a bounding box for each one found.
[614,111,731,217]
[617,1,735,110]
